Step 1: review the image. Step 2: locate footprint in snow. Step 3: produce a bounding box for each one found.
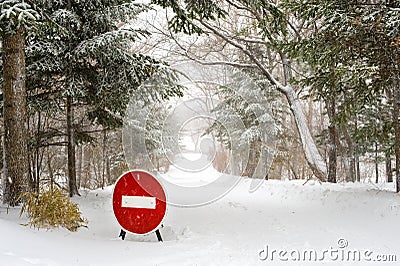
[228,201,248,211]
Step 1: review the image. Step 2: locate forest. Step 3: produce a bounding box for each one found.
[0,0,399,206]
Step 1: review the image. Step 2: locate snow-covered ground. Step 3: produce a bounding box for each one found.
[1,167,400,265]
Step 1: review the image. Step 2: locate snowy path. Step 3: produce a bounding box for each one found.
[1,179,400,265]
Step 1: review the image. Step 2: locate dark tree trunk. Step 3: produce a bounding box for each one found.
[327,131,337,182]
[393,78,400,192]
[386,151,393,183]
[326,99,337,183]
[355,152,361,182]
[354,119,361,182]
[106,154,111,185]
[76,144,83,189]
[35,112,42,193]
[1,28,29,206]
[67,96,80,197]
[375,142,379,183]
[47,149,54,192]
[65,0,79,197]
[101,129,107,189]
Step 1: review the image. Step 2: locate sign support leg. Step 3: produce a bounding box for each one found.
[119,229,126,240]
[155,229,163,242]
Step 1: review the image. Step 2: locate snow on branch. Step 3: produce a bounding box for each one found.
[198,20,289,94]
[0,0,40,32]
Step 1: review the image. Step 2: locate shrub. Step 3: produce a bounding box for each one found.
[20,188,88,231]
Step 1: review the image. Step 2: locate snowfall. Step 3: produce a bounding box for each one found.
[1,154,400,266]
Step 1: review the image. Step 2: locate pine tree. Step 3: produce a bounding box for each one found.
[207,70,278,178]
[0,0,39,206]
[23,1,183,196]
[285,0,400,187]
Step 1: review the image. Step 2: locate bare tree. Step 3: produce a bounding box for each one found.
[142,4,328,180]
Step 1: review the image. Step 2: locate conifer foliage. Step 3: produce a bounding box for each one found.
[27,1,183,196]
[284,0,400,188]
[27,1,159,196]
[1,1,184,201]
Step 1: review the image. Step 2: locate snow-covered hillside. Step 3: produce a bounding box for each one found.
[1,170,400,265]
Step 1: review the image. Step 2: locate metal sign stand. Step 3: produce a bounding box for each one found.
[118,228,163,242]
[119,229,126,240]
[155,229,163,242]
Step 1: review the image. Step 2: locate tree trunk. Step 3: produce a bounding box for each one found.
[285,87,328,181]
[327,127,337,183]
[393,77,400,192]
[76,144,83,188]
[355,154,361,182]
[341,126,356,182]
[106,154,111,184]
[326,98,337,183]
[339,146,352,182]
[101,129,107,189]
[34,112,42,193]
[47,149,54,192]
[26,113,35,191]
[1,28,29,206]
[83,145,92,189]
[281,52,327,181]
[375,142,379,183]
[67,96,80,197]
[354,118,361,182]
[230,148,241,176]
[386,151,393,182]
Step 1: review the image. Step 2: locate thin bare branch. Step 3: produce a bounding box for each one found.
[199,20,288,94]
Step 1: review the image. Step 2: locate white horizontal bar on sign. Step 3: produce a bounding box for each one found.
[121,196,156,209]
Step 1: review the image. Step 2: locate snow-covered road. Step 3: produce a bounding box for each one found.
[1,178,400,265]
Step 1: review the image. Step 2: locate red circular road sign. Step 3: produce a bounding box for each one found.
[112,170,166,235]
